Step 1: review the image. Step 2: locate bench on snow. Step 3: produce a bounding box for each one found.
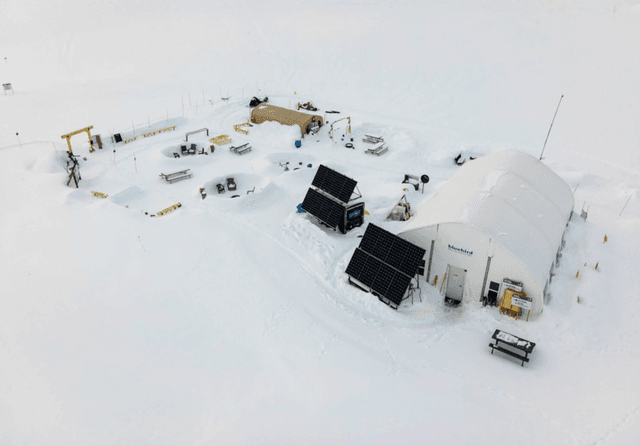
[365,142,389,156]
[160,169,193,184]
[489,329,536,367]
[229,143,252,155]
[363,134,384,144]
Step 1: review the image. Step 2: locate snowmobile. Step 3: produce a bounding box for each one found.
[299,102,318,111]
[249,96,269,107]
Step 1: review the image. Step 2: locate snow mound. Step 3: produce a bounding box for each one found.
[30,151,69,174]
[109,185,146,207]
[252,151,317,176]
[248,120,301,147]
[63,189,99,205]
[240,180,283,210]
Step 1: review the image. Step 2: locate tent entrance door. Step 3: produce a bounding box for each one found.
[445,265,466,305]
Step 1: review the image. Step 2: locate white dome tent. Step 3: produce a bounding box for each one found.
[398,150,574,316]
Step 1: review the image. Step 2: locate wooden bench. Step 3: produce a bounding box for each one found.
[210,134,232,145]
[489,329,536,367]
[156,203,181,216]
[365,142,389,156]
[160,169,192,184]
[229,143,252,155]
[233,123,253,135]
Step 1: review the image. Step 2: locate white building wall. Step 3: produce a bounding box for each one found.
[431,224,491,302]
[484,246,544,314]
[399,222,546,314]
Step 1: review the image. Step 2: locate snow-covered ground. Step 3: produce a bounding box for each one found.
[1,1,640,444]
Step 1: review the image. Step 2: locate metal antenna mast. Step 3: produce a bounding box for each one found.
[540,95,564,161]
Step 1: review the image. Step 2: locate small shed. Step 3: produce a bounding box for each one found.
[397,150,574,316]
[250,104,323,137]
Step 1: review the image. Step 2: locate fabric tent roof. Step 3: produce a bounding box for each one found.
[251,104,322,136]
[401,150,574,288]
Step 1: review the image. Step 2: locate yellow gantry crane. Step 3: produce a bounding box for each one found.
[328,117,351,142]
[61,126,95,154]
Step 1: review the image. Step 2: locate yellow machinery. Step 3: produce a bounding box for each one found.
[297,101,318,111]
[329,117,351,142]
[387,194,411,221]
[61,126,95,154]
[233,123,253,135]
[499,288,529,321]
[210,135,232,145]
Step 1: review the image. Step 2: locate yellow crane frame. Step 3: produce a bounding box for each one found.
[61,126,94,154]
[329,117,351,142]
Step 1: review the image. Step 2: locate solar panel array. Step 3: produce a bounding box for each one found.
[311,164,357,204]
[359,224,426,277]
[301,187,345,229]
[345,224,426,306]
[345,248,413,305]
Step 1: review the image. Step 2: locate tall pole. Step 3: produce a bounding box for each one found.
[619,194,633,217]
[540,95,564,160]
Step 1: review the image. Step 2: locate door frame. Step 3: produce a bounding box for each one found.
[445,264,467,302]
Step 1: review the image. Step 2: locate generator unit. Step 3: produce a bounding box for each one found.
[338,201,366,234]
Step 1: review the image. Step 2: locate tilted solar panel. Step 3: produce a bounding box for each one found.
[311,164,357,204]
[359,224,426,278]
[311,164,329,190]
[359,223,380,254]
[301,188,345,229]
[359,254,382,288]
[345,247,368,279]
[346,224,426,307]
[371,262,395,297]
[397,243,426,277]
[345,248,416,306]
[386,273,412,305]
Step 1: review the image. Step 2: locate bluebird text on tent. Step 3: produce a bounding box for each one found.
[448,244,473,256]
